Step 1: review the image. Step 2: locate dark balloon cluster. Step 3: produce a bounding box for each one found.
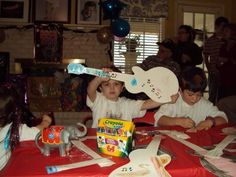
[96,0,130,44]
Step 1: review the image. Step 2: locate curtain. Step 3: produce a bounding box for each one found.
[120,0,168,18]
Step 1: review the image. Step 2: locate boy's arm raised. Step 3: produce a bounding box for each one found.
[87,68,112,102]
[87,76,109,102]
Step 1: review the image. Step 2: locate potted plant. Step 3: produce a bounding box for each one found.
[116,35,140,52]
[124,35,140,53]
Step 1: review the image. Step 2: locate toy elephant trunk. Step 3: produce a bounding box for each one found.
[65,122,88,139]
[35,125,71,157]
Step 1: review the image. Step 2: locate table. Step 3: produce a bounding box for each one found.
[0,125,234,177]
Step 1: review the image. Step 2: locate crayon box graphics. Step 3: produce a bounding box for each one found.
[96,118,135,157]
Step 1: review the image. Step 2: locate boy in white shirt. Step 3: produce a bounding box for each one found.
[155,67,227,131]
[87,66,178,128]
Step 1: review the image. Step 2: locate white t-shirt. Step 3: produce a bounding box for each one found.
[154,94,228,126]
[0,123,40,170]
[87,92,146,128]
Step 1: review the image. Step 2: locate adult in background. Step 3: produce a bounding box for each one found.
[175,25,203,70]
[203,16,229,104]
[218,23,236,99]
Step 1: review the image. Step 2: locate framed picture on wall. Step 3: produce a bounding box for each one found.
[0,52,9,83]
[34,24,63,63]
[33,0,70,23]
[0,0,29,23]
[76,0,100,25]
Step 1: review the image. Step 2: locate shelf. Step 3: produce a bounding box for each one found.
[15,58,85,70]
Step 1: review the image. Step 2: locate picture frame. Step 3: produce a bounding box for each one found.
[0,0,29,23]
[76,0,100,25]
[0,52,9,82]
[33,0,70,23]
[34,24,63,63]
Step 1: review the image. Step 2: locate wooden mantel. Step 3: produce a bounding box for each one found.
[15,58,86,74]
[15,58,69,70]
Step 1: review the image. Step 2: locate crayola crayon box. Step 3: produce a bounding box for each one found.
[96,118,135,157]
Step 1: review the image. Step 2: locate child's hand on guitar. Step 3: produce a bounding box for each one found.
[102,68,113,73]
[169,93,179,103]
[95,68,111,83]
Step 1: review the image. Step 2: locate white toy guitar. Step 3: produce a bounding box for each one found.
[109,135,171,177]
[67,64,179,103]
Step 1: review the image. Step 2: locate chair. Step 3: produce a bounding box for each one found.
[133,112,155,127]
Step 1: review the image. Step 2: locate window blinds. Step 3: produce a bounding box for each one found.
[113,17,165,73]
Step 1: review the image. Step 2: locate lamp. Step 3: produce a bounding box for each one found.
[62,58,86,64]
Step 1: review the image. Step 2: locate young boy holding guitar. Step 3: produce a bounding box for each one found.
[86,66,178,128]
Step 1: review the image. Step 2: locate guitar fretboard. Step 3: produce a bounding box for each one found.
[85,67,110,78]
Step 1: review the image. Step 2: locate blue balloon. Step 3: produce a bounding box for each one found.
[101,0,127,20]
[111,18,130,37]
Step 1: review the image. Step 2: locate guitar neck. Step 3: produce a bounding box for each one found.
[85,67,132,83]
[146,135,162,156]
[84,67,109,77]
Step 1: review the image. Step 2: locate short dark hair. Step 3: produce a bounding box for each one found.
[108,65,122,73]
[180,67,207,93]
[215,16,229,26]
[178,25,196,41]
[98,65,123,92]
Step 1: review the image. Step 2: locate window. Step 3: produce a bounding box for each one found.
[176,1,224,98]
[183,12,216,98]
[183,12,215,68]
[113,17,165,73]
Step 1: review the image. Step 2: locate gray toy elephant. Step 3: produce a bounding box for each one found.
[35,123,87,157]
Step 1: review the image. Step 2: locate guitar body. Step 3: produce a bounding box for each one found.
[67,64,179,103]
[124,66,179,103]
[109,136,171,177]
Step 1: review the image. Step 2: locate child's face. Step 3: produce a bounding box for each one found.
[100,80,124,101]
[181,89,202,105]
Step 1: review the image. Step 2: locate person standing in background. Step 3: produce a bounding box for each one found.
[218,23,236,99]
[175,25,203,70]
[203,16,229,104]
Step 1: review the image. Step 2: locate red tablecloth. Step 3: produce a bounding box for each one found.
[0,125,233,177]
